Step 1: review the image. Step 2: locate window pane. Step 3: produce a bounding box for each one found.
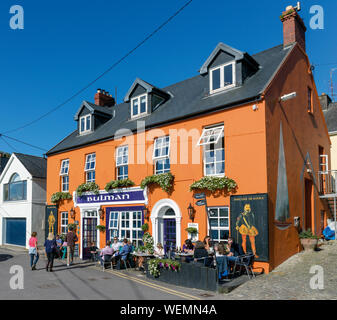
[133,99,139,116]
[86,116,91,131]
[212,68,221,90]
[80,118,85,132]
[220,230,229,240]
[211,230,219,240]
[219,208,228,217]
[209,208,218,217]
[210,218,218,227]
[205,163,215,175]
[140,96,146,113]
[224,64,233,86]
[216,162,224,174]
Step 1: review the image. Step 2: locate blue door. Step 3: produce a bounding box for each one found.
[5,218,26,246]
[163,219,176,254]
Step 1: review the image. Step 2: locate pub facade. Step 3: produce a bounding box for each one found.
[46,7,331,272]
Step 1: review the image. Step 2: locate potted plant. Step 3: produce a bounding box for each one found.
[67,223,77,231]
[141,223,149,233]
[96,225,106,232]
[185,227,198,239]
[299,229,319,250]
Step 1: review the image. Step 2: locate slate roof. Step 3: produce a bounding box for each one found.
[47,44,294,156]
[74,101,113,121]
[323,103,337,133]
[14,153,47,179]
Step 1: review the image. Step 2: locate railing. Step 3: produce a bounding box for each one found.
[318,170,337,195]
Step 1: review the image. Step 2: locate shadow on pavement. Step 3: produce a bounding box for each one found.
[0,254,13,262]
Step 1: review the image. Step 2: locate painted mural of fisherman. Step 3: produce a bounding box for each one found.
[236,203,259,258]
[48,211,56,234]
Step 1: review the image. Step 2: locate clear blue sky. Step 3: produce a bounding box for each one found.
[0,0,336,156]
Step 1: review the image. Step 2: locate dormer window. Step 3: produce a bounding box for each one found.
[210,62,235,94]
[79,114,92,134]
[131,94,147,118]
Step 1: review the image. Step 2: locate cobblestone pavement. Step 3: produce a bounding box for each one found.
[224,241,337,300]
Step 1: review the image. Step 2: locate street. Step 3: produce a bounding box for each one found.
[0,246,219,300]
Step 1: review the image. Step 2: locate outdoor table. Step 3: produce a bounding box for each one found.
[175,252,193,263]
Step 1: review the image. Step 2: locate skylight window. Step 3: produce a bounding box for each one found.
[210,62,235,94]
[131,94,147,118]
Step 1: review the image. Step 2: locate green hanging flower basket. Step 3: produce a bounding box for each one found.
[104,179,135,192]
[76,182,100,196]
[51,192,72,204]
[140,172,174,193]
[189,176,237,192]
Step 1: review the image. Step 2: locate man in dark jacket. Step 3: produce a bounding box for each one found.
[66,226,78,267]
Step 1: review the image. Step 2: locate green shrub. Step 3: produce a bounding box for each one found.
[76,182,100,196]
[51,192,72,204]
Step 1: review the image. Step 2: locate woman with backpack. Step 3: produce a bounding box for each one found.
[44,233,57,272]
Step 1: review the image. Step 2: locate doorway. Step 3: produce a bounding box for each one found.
[163,218,176,253]
[304,178,313,231]
[82,216,98,260]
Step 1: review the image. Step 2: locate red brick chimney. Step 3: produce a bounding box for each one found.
[280,5,306,51]
[94,89,115,107]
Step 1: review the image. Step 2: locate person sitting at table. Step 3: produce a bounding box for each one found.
[181,239,194,262]
[111,236,122,256]
[98,240,114,266]
[89,241,99,262]
[193,241,209,265]
[114,238,132,269]
[154,243,164,258]
[214,242,230,280]
[182,239,194,253]
[203,236,213,253]
[225,237,244,272]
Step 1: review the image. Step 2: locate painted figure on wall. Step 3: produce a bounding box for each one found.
[236,203,259,258]
[48,211,56,234]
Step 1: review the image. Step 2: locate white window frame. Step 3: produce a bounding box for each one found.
[153,136,170,174]
[60,159,69,175]
[60,212,68,235]
[85,153,96,183]
[197,126,224,146]
[79,114,92,134]
[207,207,230,242]
[115,145,129,180]
[209,61,236,94]
[61,175,69,192]
[108,210,143,246]
[131,94,148,118]
[198,125,225,177]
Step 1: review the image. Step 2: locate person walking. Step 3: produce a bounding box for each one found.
[44,233,57,272]
[66,226,78,267]
[28,232,39,270]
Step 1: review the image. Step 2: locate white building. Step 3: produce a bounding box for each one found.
[0,153,46,248]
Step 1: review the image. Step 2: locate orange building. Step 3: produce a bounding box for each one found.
[46,6,331,272]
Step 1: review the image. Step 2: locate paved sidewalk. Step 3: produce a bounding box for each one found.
[223,241,337,300]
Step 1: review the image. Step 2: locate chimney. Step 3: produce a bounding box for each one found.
[280,4,306,51]
[319,93,332,111]
[94,88,116,107]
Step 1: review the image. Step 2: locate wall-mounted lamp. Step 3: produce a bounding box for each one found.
[143,207,150,220]
[70,208,75,219]
[98,207,104,220]
[188,203,195,222]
